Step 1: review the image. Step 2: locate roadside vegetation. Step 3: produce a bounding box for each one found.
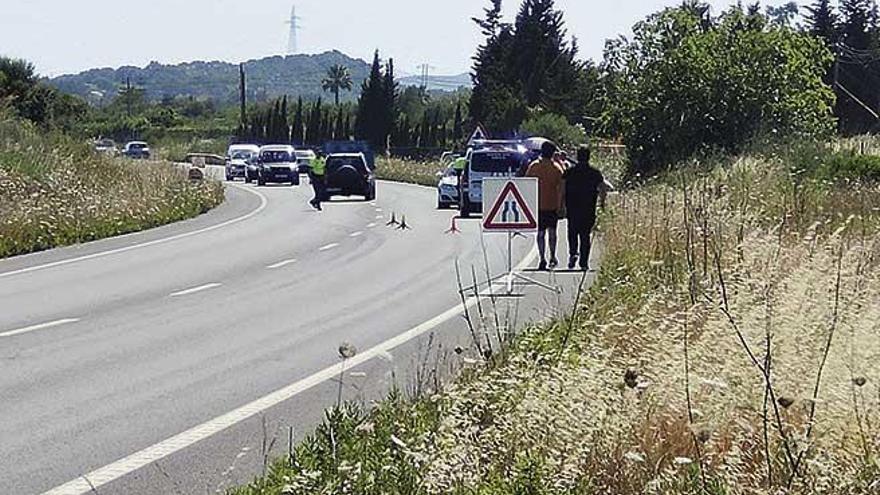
[231,1,880,494]
[0,109,224,258]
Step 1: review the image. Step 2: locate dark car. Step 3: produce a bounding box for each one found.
[256,145,299,186]
[324,153,376,201]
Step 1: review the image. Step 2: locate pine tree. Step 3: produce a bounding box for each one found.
[356,50,394,149]
[807,0,838,47]
[838,0,880,134]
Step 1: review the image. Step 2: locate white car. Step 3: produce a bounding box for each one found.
[256,145,300,186]
[226,144,260,182]
[122,141,151,159]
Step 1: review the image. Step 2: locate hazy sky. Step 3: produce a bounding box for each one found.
[1,0,806,78]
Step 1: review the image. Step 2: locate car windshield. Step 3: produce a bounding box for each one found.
[470,152,522,173]
[295,151,314,159]
[129,143,147,150]
[444,167,458,177]
[261,151,292,163]
[231,151,253,160]
[327,156,367,172]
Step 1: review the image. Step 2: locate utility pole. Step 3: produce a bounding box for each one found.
[239,63,247,137]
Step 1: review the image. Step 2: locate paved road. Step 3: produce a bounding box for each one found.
[0,179,589,494]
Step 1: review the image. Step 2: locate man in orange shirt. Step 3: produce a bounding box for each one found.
[525,141,565,271]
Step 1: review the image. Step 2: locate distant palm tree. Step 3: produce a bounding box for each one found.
[322,64,353,105]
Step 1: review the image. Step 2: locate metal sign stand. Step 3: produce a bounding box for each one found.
[462,177,561,298]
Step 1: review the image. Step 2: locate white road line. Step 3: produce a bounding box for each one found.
[0,318,80,338]
[0,184,268,280]
[375,215,383,219]
[169,283,222,298]
[42,248,538,495]
[366,223,377,228]
[267,259,298,269]
[350,231,364,238]
[318,243,339,252]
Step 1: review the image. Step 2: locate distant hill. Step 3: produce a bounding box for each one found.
[48,51,371,106]
[398,73,472,92]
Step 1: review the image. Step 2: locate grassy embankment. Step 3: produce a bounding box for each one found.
[0,111,225,258]
[231,141,880,495]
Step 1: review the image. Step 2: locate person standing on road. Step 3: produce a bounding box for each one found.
[563,145,608,271]
[525,141,565,271]
[309,155,327,211]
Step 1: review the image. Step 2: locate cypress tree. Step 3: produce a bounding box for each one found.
[452,102,464,144]
[838,0,880,134]
[356,50,391,149]
[292,97,304,144]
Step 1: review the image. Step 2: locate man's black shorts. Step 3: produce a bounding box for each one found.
[538,210,559,230]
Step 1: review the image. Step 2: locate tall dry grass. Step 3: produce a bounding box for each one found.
[0,111,224,258]
[421,156,880,494]
[232,150,880,495]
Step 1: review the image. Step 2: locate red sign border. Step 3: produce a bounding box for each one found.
[482,180,538,231]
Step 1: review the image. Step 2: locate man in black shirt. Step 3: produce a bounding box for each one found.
[563,145,607,271]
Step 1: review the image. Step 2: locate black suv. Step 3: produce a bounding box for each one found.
[324,153,376,201]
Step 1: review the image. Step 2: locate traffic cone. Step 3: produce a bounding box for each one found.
[386,212,399,226]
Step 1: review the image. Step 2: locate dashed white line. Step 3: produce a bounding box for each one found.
[366,223,377,228]
[350,231,364,238]
[170,283,222,298]
[318,243,340,252]
[0,318,80,338]
[267,259,298,269]
[40,248,539,495]
[375,215,383,219]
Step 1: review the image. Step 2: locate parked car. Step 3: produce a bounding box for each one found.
[122,141,151,159]
[94,138,118,156]
[436,165,460,209]
[294,149,317,173]
[324,153,376,201]
[256,145,300,186]
[225,144,260,182]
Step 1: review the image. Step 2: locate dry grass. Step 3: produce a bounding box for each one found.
[0,111,224,258]
[420,156,880,494]
[377,158,444,187]
[231,150,880,495]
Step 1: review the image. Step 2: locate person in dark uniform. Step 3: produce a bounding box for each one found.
[563,145,608,271]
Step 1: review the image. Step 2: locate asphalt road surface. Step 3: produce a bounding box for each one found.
[0,179,592,495]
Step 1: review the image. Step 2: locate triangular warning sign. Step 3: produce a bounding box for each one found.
[467,124,489,145]
[483,181,538,231]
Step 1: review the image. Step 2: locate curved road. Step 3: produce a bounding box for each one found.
[0,180,573,494]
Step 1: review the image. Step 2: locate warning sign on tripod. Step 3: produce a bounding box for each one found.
[482,178,539,233]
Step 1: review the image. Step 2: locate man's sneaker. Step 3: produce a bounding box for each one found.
[549,258,559,270]
[568,255,578,270]
[309,200,322,211]
[538,260,548,271]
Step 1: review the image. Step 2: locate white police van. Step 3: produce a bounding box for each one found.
[458,140,531,218]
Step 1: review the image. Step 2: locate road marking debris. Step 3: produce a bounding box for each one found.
[170,283,222,298]
[0,318,80,338]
